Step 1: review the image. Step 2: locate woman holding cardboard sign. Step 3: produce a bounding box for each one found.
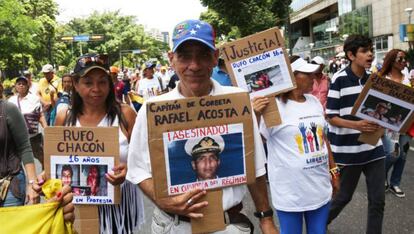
[379,49,412,198]
[55,53,145,233]
[253,56,339,234]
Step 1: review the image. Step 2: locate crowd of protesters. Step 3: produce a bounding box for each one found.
[0,19,413,234]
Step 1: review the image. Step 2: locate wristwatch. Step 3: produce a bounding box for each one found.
[254,209,273,218]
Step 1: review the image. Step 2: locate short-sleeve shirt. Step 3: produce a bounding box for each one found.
[126,79,267,211]
[114,81,125,102]
[212,66,232,86]
[8,93,43,137]
[38,76,62,103]
[326,66,384,165]
[137,78,163,100]
[260,94,331,211]
[311,74,329,110]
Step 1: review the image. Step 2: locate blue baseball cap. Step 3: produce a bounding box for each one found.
[172,19,216,52]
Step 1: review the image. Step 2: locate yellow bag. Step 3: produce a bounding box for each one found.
[0,179,73,234]
[128,92,144,104]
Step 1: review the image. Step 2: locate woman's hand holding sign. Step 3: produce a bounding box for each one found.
[105,163,127,186]
[252,96,270,123]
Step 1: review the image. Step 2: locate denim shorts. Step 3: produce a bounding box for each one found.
[0,170,26,207]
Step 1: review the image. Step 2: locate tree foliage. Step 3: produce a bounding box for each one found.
[200,0,291,40]
[0,0,58,78]
[0,1,170,79]
[58,11,169,72]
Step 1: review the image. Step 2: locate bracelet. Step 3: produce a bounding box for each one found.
[329,167,340,179]
[254,209,273,219]
[28,180,36,185]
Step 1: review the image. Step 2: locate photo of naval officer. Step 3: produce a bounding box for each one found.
[185,136,224,181]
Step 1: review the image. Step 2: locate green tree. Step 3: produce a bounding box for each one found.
[21,0,59,70]
[200,0,291,38]
[59,11,169,71]
[0,0,41,78]
[0,0,59,79]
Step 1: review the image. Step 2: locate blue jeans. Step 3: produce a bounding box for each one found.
[386,134,411,186]
[277,202,330,234]
[1,170,26,207]
[383,134,395,185]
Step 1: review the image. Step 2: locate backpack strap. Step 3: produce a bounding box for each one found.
[0,101,7,162]
[158,76,165,91]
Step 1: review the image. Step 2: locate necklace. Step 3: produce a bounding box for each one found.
[358,78,364,89]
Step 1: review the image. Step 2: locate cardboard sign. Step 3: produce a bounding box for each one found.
[147,92,255,199]
[44,127,121,205]
[220,27,296,127]
[351,75,414,145]
[191,190,225,233]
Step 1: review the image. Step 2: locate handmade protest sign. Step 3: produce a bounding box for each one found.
[147,92,255,198]
[352,75,414,145]
[220,27,296,127]
[147,92,255,233]
[44,127,120,205]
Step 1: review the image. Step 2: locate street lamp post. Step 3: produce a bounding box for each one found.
[405,8,413,24]
[309,43,315,58]
[405,8,413,49]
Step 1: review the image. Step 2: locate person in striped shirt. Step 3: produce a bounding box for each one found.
[326,35,385,234]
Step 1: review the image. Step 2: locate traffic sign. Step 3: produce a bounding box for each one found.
[90,35,105,41]
[60,35,105,42]
[60,36,74,42]
[74,35,90,42]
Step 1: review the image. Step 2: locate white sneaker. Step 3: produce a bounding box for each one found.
[390,185,405,198]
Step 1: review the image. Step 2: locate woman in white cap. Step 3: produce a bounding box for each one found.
[252,56,340,234]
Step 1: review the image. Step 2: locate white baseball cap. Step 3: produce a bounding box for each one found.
[311,56,325,65]
[42,64,54,73]
[184,135,225,157]
[291,58,320,73]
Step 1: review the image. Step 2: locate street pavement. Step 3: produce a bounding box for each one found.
[35,142,414,233]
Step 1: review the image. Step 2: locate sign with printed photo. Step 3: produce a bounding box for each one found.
[220,28,294,128]
[352,75,414,133]
[146,92,255,199]
[356,90,413,131]
[164,124,246,195]
[44,127,121,205]
[220,27,296,98]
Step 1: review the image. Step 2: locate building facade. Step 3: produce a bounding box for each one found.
[289,0,414,64]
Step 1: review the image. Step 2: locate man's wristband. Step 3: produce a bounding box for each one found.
[254,209,273,218]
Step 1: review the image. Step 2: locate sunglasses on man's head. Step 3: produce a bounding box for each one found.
[395,57,407,63]
[74,54,109,73]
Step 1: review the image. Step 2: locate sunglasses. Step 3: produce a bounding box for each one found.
[395,56,407,63]
[74,54,110,74]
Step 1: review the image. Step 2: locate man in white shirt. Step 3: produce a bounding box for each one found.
[137,62,166,100]
[127,19,278,234]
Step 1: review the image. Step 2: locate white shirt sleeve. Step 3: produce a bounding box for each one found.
[137,80,144,96]
[126,102,153,184]
[252,108,267,177]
